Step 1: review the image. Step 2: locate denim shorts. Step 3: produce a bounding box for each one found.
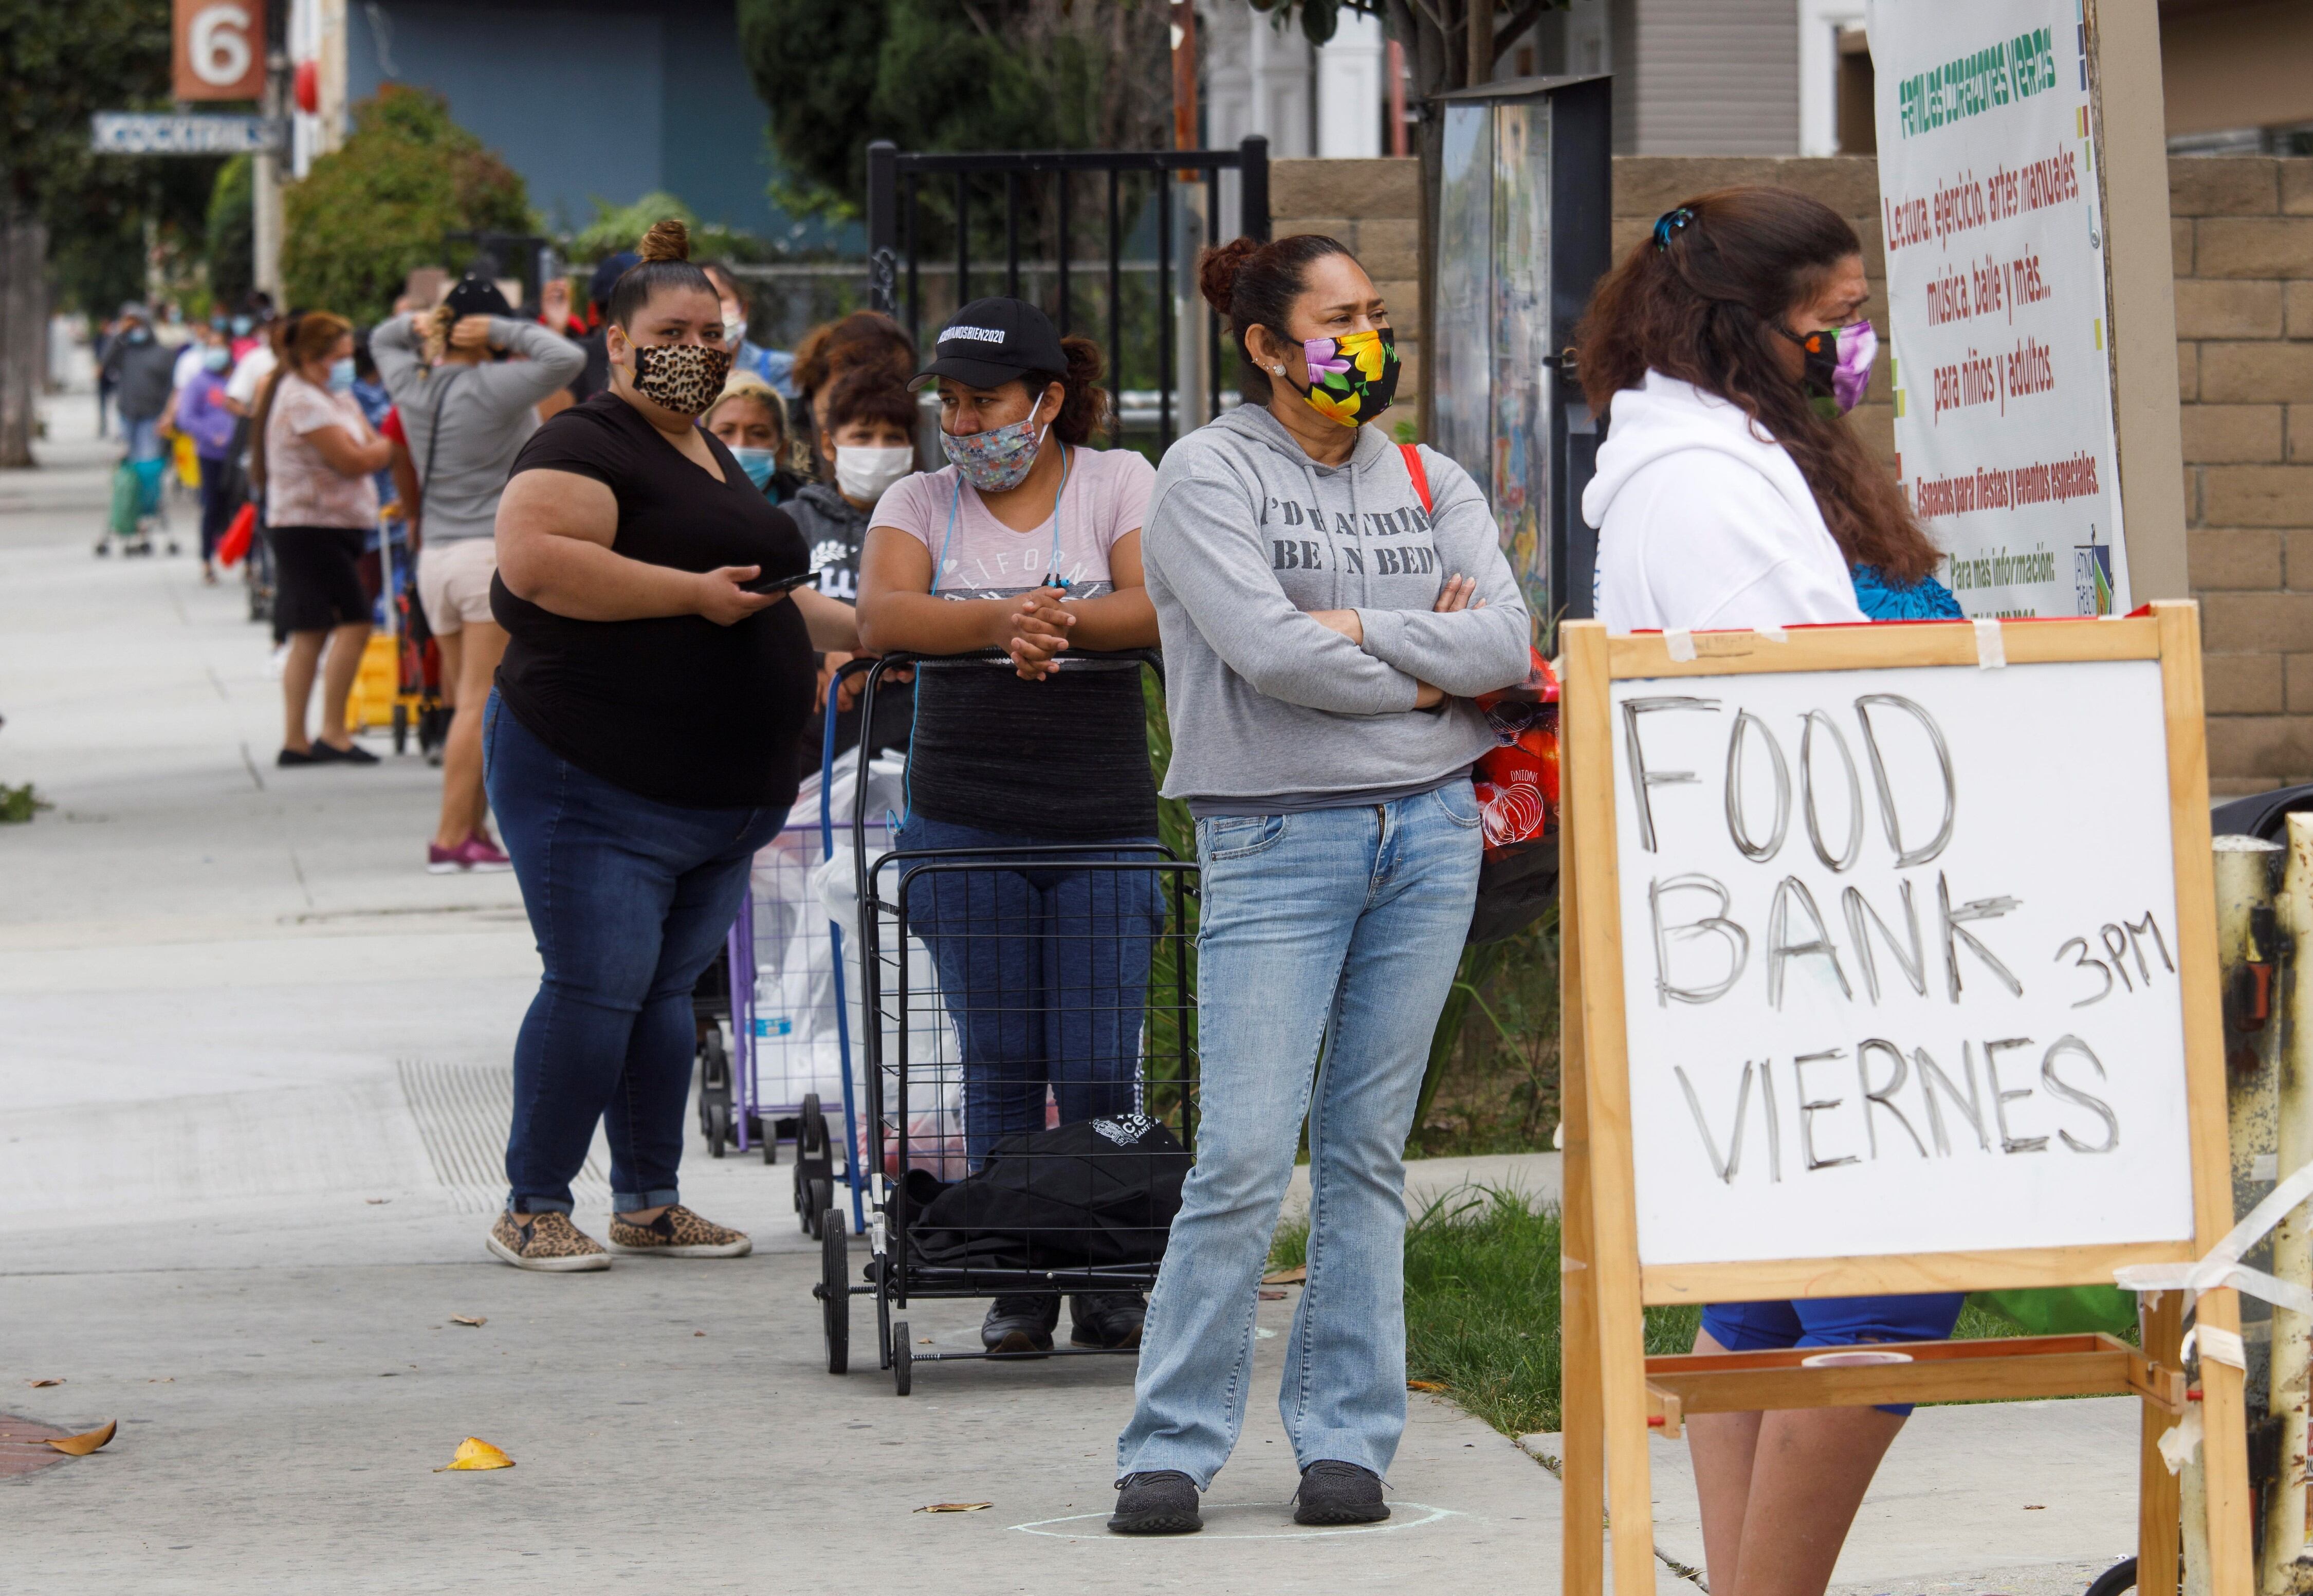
[1700,1293,1967,1417]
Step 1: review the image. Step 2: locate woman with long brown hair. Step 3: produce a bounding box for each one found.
[1578,185,1959,1596]
[251,310,394,766]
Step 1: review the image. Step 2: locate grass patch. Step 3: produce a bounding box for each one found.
[0,782,51,824]
[1271,1188,2036,1438]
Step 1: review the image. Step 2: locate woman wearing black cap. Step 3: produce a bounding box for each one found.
[856,296,1164,1357]
[374,274,584,873]
[481,219,861,1272]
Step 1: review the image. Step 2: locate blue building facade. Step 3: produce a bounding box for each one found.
[348,0,851,251]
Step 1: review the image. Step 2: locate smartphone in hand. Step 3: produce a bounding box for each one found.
[742,566,820,596]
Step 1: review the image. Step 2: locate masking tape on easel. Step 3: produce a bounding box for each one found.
[1974,617,2006,669]
[1665,629,1696,662]
[1756,625,1788,643]
[2182,1325,2247,1370]
[2117,1159,2313,1320]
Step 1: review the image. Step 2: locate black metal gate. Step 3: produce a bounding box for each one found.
[864,139,1269,452]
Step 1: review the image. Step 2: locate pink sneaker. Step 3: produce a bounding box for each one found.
[458,834,513,873]
[427,840,469,875]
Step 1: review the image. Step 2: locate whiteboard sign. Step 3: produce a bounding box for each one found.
[1609,657,2194,1267]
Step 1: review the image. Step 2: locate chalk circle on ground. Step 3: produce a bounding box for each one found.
[1012,1501,1460,1539]
[1800,1349,1913,1368]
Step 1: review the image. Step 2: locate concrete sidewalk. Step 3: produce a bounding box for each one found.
[0,389,2141,1593]
[0,392,1555,1593]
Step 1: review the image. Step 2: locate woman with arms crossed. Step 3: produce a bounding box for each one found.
[1581,187,1959,1596]
[483,220,859,1271]
[1108,236,1529,1534]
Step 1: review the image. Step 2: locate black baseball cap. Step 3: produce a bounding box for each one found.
[910,297,1066,391]
[443,274,514,319]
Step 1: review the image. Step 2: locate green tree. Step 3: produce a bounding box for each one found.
[0,0,221,466]
[736,0,1168,221]
[208,155,254,311]
[281,85,533,325]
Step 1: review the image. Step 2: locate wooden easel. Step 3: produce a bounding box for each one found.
[1556,604,2251,1595]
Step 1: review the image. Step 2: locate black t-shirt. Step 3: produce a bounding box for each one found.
[908,659,1158,840]
[491,391,815,810]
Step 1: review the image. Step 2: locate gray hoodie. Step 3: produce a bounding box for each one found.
[1141,406,1531,809]
[372,314,585,544]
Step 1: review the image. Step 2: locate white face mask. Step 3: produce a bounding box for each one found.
[835,445,915,506]
[723,310,747,347]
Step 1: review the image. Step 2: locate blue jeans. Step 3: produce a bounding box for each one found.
[485,693,788,1214]
[1116,786,1483,1488]
[893,813,1166,1168]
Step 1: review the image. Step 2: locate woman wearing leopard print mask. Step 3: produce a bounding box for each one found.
[482,219,861,1272]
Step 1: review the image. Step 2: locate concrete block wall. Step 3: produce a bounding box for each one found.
[1269,152,2313,793]
[2170,158,2313,792]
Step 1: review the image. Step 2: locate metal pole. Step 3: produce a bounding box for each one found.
[1238,135,1270,243]
[2267,819,2313,1591]
[252,52,287,299]
[865,141,898,318]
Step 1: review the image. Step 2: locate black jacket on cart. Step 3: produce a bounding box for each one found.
[907,1114,1190,1271]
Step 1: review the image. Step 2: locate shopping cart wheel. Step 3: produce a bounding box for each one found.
[893,1322,913,1396]
[392,703,409,755]
[820,1209,850,1374]
[704,1100,729,1158]
[697,1030,732,1157]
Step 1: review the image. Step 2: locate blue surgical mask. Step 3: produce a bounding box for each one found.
[327,357,357,394]
[230,316,253,337]
[203,347,231,373]
[729,445,779,493]
[126,326,152,345]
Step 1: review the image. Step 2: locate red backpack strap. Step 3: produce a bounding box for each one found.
[1398,441,1433,516]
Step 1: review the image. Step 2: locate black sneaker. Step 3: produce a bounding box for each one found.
[1070,1292,1147,1349]
[981,1294,1060,1355]
[1294,1459,1389,1525]
[1108,1471,1201,1535]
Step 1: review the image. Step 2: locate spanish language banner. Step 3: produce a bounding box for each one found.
[1866,0,2128,618]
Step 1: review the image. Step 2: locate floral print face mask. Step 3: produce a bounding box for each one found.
[940,411,1048,493]
[1293,327,1401,429]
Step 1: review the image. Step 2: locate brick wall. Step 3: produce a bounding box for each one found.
[1269,158,1426,402]
[2170,158,2313,794]
[1272,155,2313,792]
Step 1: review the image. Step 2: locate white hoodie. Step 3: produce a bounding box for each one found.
[1583,371,1866,632]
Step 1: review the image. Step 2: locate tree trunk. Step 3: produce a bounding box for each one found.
[0,208,45,469]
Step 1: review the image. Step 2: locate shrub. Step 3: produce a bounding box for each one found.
[281,85,533,325]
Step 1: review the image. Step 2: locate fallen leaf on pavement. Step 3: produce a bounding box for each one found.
[450,1316,486,1328]
[46,1420,116,1456]
[693,1331,705,1337]
[916,1502,993,1513]
[1261,1265,1306,1286]
[148,1378,173,1384]
[2024,1503,2046,1510]
[434,1437,515,1472]
[24,1379,62,1388]
[364,1198,390,1205]
[1407,1380,1446,1393]
[1258,1289,1287,1300]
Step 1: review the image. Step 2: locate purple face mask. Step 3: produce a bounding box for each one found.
[1791,320,1878,417]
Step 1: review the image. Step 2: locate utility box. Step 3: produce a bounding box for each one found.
[1426,74,1611,630]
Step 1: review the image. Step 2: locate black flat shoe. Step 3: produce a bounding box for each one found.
[1294,1459,1389,1525]
[277,746,322,766]
[1108,1471,1201,1535]
[981,1294,1059,1355]
[312,740,379,765]
[1070,1292,1147,1349]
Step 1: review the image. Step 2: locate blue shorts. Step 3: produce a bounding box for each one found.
[1699,1293,1966,1417]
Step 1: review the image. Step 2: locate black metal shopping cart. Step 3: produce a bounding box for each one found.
[813,651,1199,1394]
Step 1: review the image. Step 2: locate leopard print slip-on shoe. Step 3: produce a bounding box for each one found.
[486,1210,612,1272]
[605,1204,752,1259]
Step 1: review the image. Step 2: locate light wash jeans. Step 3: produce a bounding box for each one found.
[1115,785,1483,1488]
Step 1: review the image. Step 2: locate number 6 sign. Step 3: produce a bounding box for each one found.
[173,0,267,102]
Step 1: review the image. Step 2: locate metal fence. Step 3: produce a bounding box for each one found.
[865,139,1270,452]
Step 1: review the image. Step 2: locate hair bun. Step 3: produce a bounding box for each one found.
[1198,237,1262,316]
[638,219,691,264]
